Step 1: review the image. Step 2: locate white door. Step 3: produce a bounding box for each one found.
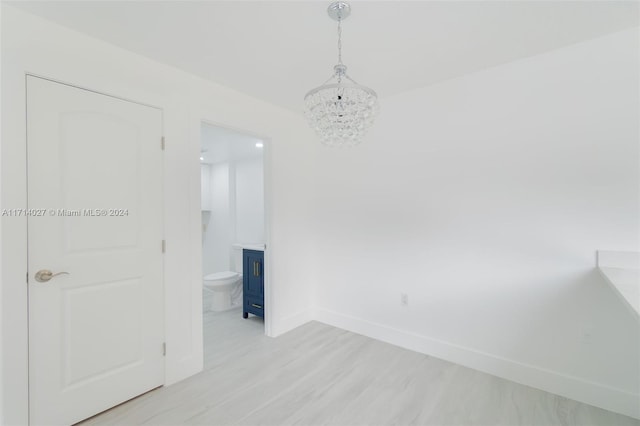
[27,76,164,425]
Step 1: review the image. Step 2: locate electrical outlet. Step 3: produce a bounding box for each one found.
[401,293,408,307]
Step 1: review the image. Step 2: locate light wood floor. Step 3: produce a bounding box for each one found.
[80,304,639,426]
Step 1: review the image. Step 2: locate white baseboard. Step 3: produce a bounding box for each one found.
[314,307,639,420]
[271,310,313,337]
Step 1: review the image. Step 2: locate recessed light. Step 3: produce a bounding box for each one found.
[200,156,204,161]
[256,142,264,148]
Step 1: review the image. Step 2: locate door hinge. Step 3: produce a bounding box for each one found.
[162,240,166,253]
[161,136,165,151]
[26,272,29,284]
[162,342,166,356]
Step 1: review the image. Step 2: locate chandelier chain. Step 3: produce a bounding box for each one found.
[337,18,343,65]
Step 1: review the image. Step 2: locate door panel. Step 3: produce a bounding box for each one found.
[63,278,142,386]
[27,76,164,425]
[244,251,263,298]
[61,111,140,252]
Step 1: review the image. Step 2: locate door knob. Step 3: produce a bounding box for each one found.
[35,270,69,283]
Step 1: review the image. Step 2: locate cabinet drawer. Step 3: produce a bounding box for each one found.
[244,296,264,317]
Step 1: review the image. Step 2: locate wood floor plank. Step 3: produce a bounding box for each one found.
[79,304,640,426]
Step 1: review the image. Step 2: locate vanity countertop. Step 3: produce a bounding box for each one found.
[233,243,265,252]
[597,250,639,319]
[598,267,639,318]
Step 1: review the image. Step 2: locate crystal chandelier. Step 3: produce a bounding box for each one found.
[304,1,379,147]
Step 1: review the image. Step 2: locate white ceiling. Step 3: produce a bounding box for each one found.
[9,1,639,112]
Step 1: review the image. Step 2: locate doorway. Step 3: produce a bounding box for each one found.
[200,122,266,367]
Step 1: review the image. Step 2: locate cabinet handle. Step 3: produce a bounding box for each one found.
[253,261,257,276]
[251,303,262,309]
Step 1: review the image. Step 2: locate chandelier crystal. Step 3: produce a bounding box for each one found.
[304,1,379,147]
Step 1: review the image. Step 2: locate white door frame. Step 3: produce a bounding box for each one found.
[200,119,273,337]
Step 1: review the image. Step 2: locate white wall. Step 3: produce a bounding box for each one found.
[311,28,639,418]
[202,163,232,274]
[0,6,316,424]
[0,4,4,422]
[200,164,212,211]
[235,157,265,244]
[201,155,264,275]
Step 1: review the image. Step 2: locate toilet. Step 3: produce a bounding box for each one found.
[203,246,243,312]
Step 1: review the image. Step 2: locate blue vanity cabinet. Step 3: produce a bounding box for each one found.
[243,249,264,319]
